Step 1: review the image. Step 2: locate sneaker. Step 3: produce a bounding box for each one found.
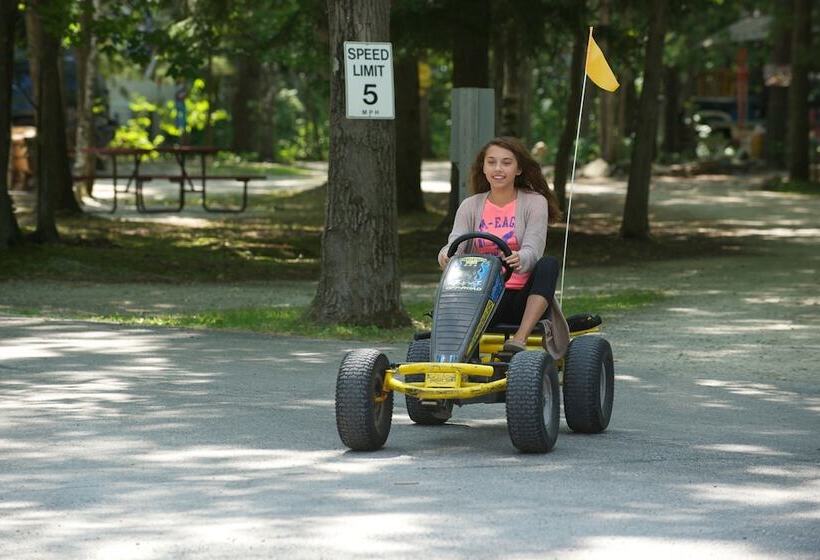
[502,339,527,354]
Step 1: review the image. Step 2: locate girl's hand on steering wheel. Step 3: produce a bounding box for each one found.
[438,253,451,270]
[503,251,521,271]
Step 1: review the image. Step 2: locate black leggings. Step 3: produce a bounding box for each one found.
[489,256,559,326]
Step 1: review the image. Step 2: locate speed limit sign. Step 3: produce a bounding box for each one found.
[343,41,395,120]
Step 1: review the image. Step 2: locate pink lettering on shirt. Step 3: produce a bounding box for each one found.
[476,198,529,290]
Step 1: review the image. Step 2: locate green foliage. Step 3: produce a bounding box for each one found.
[110,95,164,150]
[111,79,228,149]
[425,55,452,159]
[274,87,328,162]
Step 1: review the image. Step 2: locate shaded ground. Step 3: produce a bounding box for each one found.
[0,169,793,314]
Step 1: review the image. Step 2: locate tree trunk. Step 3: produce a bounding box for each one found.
[451,0,489,87]
[311,0,408,327]
[28,0,80,242]
[447,0,490,226]
[231,54,261,154]
[787,0,811,182]
[395,51,425,214]
[73,0,98,198]
[661,65,681,155]
[255,63,277,161]
[0,0,22,248]
[597,1,617,162]
[499,27,532,143]
[517,55,533,145]
[204,53,214,146]
[500,26,521,137]
[619,67,637,140]
[419,63,432,158]
[621,0,666,239]
[766,14,790,169]
[491,25,504,132]
[552,24,586,210]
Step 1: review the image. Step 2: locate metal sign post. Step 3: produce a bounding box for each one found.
[449,88,495,202]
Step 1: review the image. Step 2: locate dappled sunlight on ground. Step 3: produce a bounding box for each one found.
[1,315,818,558]
[549,537,788,560]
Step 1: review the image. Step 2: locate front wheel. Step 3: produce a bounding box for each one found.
[562,336,614,433]
[335,349,393,451]
[505,351,560,453]
[404,339,453,425]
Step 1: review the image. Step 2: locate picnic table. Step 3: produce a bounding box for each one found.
[74,146,264,213]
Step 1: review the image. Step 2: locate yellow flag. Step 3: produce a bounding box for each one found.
[585,33,619,92]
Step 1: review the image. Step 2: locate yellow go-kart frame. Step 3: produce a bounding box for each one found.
[383,329,599,402]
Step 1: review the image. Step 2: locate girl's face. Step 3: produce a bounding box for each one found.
[483,145,520,190]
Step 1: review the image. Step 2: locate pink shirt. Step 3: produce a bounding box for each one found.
[475,198,530,290]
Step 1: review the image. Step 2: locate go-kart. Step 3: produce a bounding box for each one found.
[335,232,614,453]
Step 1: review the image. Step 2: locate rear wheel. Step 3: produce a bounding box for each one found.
[562,336,614,433]
[505,351,559,453]
[404,339,453,425]
[335,349,393,451]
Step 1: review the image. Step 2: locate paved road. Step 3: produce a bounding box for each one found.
[3,172,819,558]
[1,309,817,559]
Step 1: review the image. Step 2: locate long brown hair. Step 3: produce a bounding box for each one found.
[469,136,562,224]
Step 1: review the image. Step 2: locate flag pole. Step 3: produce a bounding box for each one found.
[559,26,593,307]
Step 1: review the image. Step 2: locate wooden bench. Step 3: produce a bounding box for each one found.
[74,174,187,213]
[166,174,265,213]
[73,173,265,214]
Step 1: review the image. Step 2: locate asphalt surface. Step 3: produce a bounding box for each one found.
[1,310,818,559]
[3,169,819,558]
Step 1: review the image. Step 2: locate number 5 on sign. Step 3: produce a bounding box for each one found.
[344,41,395,120]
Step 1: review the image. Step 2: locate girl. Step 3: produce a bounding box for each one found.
[438,137,569,357]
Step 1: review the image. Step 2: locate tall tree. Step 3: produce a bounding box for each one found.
[621,0,667,239]
[766,10,790,169]
[597,0,619,162]
[451,0,489,88]
[310,0,408,327]
[230,53,262,154]
[394,51,425,214]
[498,25,523,137]
[552,23,586,210]
[73,0,100,198]
[787,0,812,182]
[1,0,22,248]
[27,0,82,243]
[661,65,682,155]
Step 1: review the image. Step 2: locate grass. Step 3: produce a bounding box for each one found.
[761,177,820,195]
[1,183,742,284]
[209,160,313,177]
[19,289,666,342]
[2,179,737,341]
[0,186,453,283]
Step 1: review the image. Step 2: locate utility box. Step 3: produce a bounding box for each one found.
[449,88,495,203]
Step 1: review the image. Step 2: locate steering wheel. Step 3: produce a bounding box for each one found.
[446,232,514,281]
